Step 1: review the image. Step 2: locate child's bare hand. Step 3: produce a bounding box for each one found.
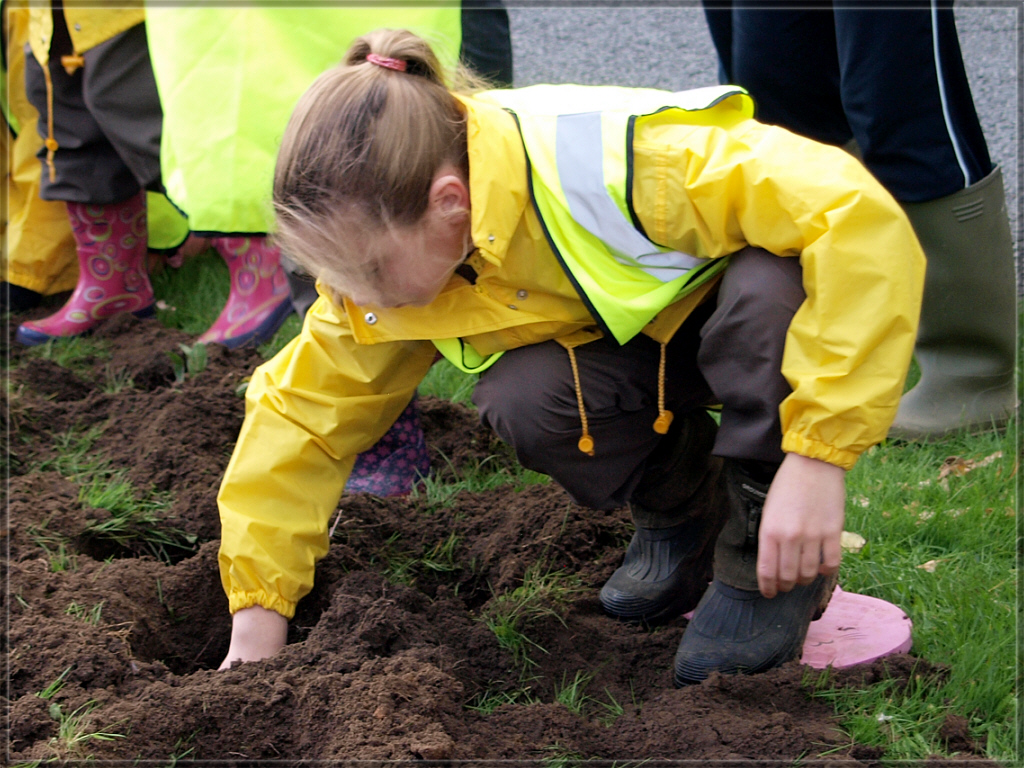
[218,605,288,669]
[756,453,845,599]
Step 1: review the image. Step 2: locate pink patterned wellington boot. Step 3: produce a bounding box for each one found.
[16,192,155,346]
[196,236,293,349]
[345,396,432,497]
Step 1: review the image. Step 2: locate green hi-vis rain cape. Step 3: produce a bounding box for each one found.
[434,84,754,374]
[145,7,462,235]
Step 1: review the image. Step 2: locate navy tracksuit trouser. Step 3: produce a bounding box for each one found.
[701,0,993,202]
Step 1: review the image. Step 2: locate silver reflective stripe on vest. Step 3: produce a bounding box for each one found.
[555,111,706,283]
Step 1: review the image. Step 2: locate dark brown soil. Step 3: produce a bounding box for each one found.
[2,312,997,766]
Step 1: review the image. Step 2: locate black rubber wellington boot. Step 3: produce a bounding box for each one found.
[673,460,836,685]
[599,410,728,624]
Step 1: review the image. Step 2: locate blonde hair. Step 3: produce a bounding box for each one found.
[273,29,486,301]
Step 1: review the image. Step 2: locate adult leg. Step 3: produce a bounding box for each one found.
[2,9,77,308]
[676,247,834,684]
[460,0,513,87]
[831,2,1016,437]
[727,2,851,146]
[88,25,295,348]
[700,0,733,85]
[23,24,139,203]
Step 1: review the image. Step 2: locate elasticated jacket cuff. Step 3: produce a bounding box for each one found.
[782,432,859,471]
[228,590,296,620]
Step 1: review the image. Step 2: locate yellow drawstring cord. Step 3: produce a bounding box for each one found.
[567,341,673,456]
[61,54,84,75]
[653,342,674,434]
[40,54,84,183]
[566,346,595,456]
[42,60,58,182]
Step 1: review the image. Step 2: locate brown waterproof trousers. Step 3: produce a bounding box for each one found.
[473,247,804,510]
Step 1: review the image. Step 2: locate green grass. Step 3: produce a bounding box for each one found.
[36,668,73,700]
[78,468,197,562]
[555,670,595,716]
[819,421,1017,762]
[65,600,105,626]
[150,249,230,337]
[101,363,135,394]
[412,452,550,511]
[371,531,465,587]
[37,426,105,481]
[419,358,478,405]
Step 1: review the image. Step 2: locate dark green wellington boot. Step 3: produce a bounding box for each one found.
[599,409,728,624]
[673,460,836,686]
[890,166,1018,441]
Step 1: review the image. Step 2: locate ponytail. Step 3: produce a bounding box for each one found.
[273,29,481,295]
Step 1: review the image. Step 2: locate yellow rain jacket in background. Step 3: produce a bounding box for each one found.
[218,87,926,619]
[27,4,144,67]
[9,1,186,288]
[4,3,77,295]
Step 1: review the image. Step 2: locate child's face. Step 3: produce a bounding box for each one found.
[346,167,472,309]
[346,212,470,309]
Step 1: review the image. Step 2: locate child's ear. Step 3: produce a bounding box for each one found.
[429,170,470,218]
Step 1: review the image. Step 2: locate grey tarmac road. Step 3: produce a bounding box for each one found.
[506,4,1021,290]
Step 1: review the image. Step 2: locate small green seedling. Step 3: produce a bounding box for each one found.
[37,667,73,700]
[65,601,104,626]
[101,364,135,394]
[167,342,208,383]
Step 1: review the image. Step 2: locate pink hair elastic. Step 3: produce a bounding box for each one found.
[366,53,407,72]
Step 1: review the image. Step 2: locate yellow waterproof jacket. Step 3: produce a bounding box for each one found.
[28,3,144,66]
[218,89,925,619]
[3,4,77,294]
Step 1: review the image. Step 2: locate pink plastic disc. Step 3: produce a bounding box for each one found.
[800,585,913,669]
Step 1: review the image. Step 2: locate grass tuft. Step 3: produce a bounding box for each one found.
[35,427,197,564]
[65,601,104,626]
[483,563,585,674]
[413,451,549,511]
[555,670,595,716]
[30,335,111,371]
[46,700,126,759]
[36,667,73,700]
[101,364,135,394]
[78,468,196,562]
[372,531,463,586]
[465,685,538,714]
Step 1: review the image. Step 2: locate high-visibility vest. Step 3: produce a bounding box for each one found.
[433,84,755,373]
[146,8,462,235]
